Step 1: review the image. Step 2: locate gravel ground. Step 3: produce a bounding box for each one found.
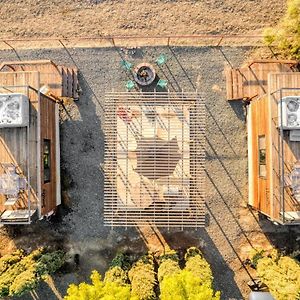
[0,46,299,300]
[0,0,286,38]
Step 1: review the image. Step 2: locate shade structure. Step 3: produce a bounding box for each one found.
[135,136,181,180]
[104,91,206,229]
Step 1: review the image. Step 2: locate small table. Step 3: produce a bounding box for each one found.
[133,63,156,86]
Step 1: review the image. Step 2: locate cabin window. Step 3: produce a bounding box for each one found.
[258,135,266,177]
[43,139,51,183]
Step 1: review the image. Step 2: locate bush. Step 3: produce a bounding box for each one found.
[110,253,131,271]
[64,270,131,300]
[256,255,300,300]
[264,0,300,59]
[0,248,65,297]
[36,250,66,278]
[184,247,213,286]
[0,250,24,276]
[160,270,220,300]
[159,247,220,300]
[157,250,180,283]
[128,253,157,300]
[104,253,130,286]
[105,266,128,286]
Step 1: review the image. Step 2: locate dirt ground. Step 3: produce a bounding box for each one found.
[0,0,286,39]
[0,45,299,300]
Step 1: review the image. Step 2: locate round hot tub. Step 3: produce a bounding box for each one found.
[134,63,156,86]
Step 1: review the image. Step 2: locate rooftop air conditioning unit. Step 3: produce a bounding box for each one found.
[0,94,29,128]
[278,96,300,129]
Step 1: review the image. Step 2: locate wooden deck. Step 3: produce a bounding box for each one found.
[225,59,297,100]
[0,60,79,99]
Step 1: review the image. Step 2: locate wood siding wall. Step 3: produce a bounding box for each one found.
[40,94,58,216]
[248,96,271,216]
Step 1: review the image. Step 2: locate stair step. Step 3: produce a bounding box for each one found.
[1,209,36,222]
[4,198,18,206]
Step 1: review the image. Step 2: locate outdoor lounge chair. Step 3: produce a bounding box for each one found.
[157,79,168,89]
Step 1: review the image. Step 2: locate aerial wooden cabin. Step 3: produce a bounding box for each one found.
[104,91,205,229]
[226,60,300,224]
[0,60,78,224]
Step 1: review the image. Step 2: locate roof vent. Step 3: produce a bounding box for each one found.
[0,94,29,128]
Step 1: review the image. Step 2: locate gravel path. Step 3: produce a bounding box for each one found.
[0,45,298,300]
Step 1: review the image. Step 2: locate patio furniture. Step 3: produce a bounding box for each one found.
[125,80,135,91]
[156,54,168,66]
[0,174,20,195]
[120,60,133,71]
[287,161,300,202]
[157,79,168,89]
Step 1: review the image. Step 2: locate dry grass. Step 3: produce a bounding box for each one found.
[0,0,286,39]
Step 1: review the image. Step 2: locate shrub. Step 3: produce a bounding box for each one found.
[128,253,157,300]
[158,250,180,283]
[264,0,300,59]
[110,253,131,271]
[184,247,213,286]
[0,250,24,276]
[104,253,130,286]
[256,255,300,300]
[159,247,220,300]
[105,266,128,286]
[0,248,65,297]
[36,250,66,278]
[160,270,220,300]
[64,270,131,300]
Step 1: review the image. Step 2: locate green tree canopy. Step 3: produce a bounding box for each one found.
[264,0,300,59]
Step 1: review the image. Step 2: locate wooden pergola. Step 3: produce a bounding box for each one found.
[104,91,205,229]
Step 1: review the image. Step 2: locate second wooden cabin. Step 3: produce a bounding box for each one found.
[0,60,78,224]
[226,60,300,224]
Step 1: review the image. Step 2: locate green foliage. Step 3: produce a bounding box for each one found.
[9,269,37,297]
[248,249,265,269]
[256,255,300,300]
[36,250,65,278]
[159,247,220,300]
[263,0,300,59]
[158,250,180,283]
[184,247,213,286]
[128,253,157,300]
[160,270,220,300]
[64,270,131,300]
[0,248,65,298]
[105,266,128,286]
[110,253,131,271]
[0,250,24,276]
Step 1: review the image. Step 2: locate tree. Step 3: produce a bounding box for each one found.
[264,0,300,59]
[128,253,157,300]
[104,253,130,286]
[256,254,300,300]
[64,270,131,300]
[159,247,220,300]
[157,249,180,283]
[160,270,220,300]
[0,248,65,297]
